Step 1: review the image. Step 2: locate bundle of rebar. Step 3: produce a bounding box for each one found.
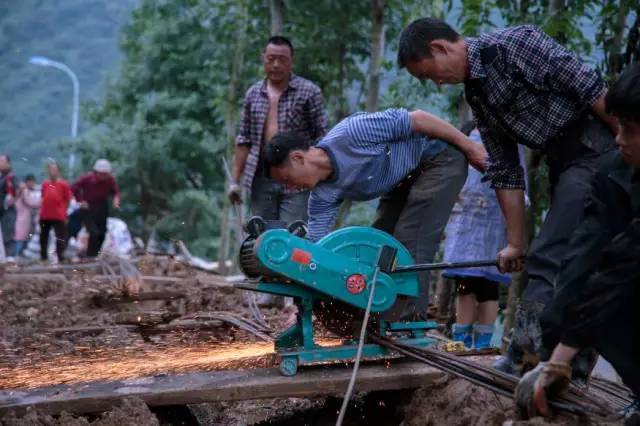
[370,334,631,421]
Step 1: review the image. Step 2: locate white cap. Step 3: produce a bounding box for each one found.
[93,159,112,173]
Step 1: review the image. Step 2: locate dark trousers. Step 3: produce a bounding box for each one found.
[250,176,309,224]
[553,228,640,396]
[69,206,108,257]
[509,114,616,373]
[372,146,468,319]
[40,220,67,261]
[86,209,108,257]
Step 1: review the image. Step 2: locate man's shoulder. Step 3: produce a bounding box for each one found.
[482,25,542,44]
[243,80,265,99]
[291,75,322,94]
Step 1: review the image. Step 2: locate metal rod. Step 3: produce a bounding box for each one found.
[392,259,497,273]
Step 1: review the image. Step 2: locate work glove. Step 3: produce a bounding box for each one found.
[227,182,242,205]
[515,361,572,419]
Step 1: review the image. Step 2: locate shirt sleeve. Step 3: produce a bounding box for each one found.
[346,108,413,146]
[71,175,86,201]
[64,182,73,205]
[476,120,525,189]
[307,191,341,242]
[307,85,328,140]
[235,89,252,146]
[111,176,120,197]
[506,26,605,107]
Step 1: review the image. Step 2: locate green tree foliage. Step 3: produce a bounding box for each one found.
[0,0,137,178]
[60,0,635,259]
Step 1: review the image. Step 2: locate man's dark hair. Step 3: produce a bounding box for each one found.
[24,174,35,182]
[397,17,460,68]
[264,131,310,168]
[265,35,294,56]
[606,63,640,123]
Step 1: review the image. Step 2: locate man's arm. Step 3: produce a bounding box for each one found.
[474,121,527,271]
[307,86,328,140]
[111,176,121,209]
[71,175,85,201]
[496,188,526,272]
[232,145,250,183]
[307,191,341,242]
[229,91,253,203]
[409,110,487,171]
[591,91,618,135]
[509,26,614,134]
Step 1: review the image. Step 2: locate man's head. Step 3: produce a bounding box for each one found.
[47,162,60,180]
[24,174,36,189]
[0,154,11,173]
[265,131,324,191]
[93,158,112,181]
[606,63,640,167]
[263,36,293,84]
[397,18,467,85]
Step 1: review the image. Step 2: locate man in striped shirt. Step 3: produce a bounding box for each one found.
[265,108,487,319]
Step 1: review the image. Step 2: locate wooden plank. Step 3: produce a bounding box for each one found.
[0,361,443,416]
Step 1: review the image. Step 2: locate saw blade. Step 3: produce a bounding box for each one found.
[314,298,380,339]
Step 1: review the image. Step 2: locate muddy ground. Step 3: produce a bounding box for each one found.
[0,256,625,425]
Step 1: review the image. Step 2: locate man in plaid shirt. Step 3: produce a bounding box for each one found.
[398,19,618,378]
[228,36,327,226]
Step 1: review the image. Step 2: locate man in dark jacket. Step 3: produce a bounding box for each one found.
[514,64,640,423]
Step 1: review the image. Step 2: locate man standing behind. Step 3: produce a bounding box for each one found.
[228,36,327,224]
[397,19,617,376]
[72,159,120,258]
[40,163,72,262]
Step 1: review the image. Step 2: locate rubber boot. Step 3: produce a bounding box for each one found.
[492,302,545,375]
[452,323,473,349]
[473,323,494,349]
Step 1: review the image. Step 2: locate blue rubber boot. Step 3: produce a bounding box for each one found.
[473,324,494,349]
[452,323,473,348]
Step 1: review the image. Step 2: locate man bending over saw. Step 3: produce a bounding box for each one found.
[264,108,487,319]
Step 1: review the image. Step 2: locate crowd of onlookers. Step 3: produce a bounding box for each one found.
[0,154,120,263]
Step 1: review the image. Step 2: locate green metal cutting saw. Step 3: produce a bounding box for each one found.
[237,217,496,376]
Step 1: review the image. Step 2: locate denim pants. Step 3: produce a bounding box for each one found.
[250,176,309,224]
[372,146,468,319]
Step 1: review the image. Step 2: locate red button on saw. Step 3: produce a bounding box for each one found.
[346,274,366,295]
[291,248,312,265]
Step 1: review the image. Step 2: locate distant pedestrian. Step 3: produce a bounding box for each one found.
[71,159,120,257]
[14,175,40,257]
[39,163,72,262]
[0,154,17,256]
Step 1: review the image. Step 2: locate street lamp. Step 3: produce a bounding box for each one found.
[29,55,80,176]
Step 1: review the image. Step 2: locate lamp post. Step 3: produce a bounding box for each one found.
[29,56,79,176]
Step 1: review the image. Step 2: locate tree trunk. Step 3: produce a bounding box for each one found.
[365,0,385,112]
[218,1,248,274]
[623,9,640,66]
[607,2,629,78]
[270,0,284,36]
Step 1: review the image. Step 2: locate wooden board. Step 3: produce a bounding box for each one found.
[0,361,443,416]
